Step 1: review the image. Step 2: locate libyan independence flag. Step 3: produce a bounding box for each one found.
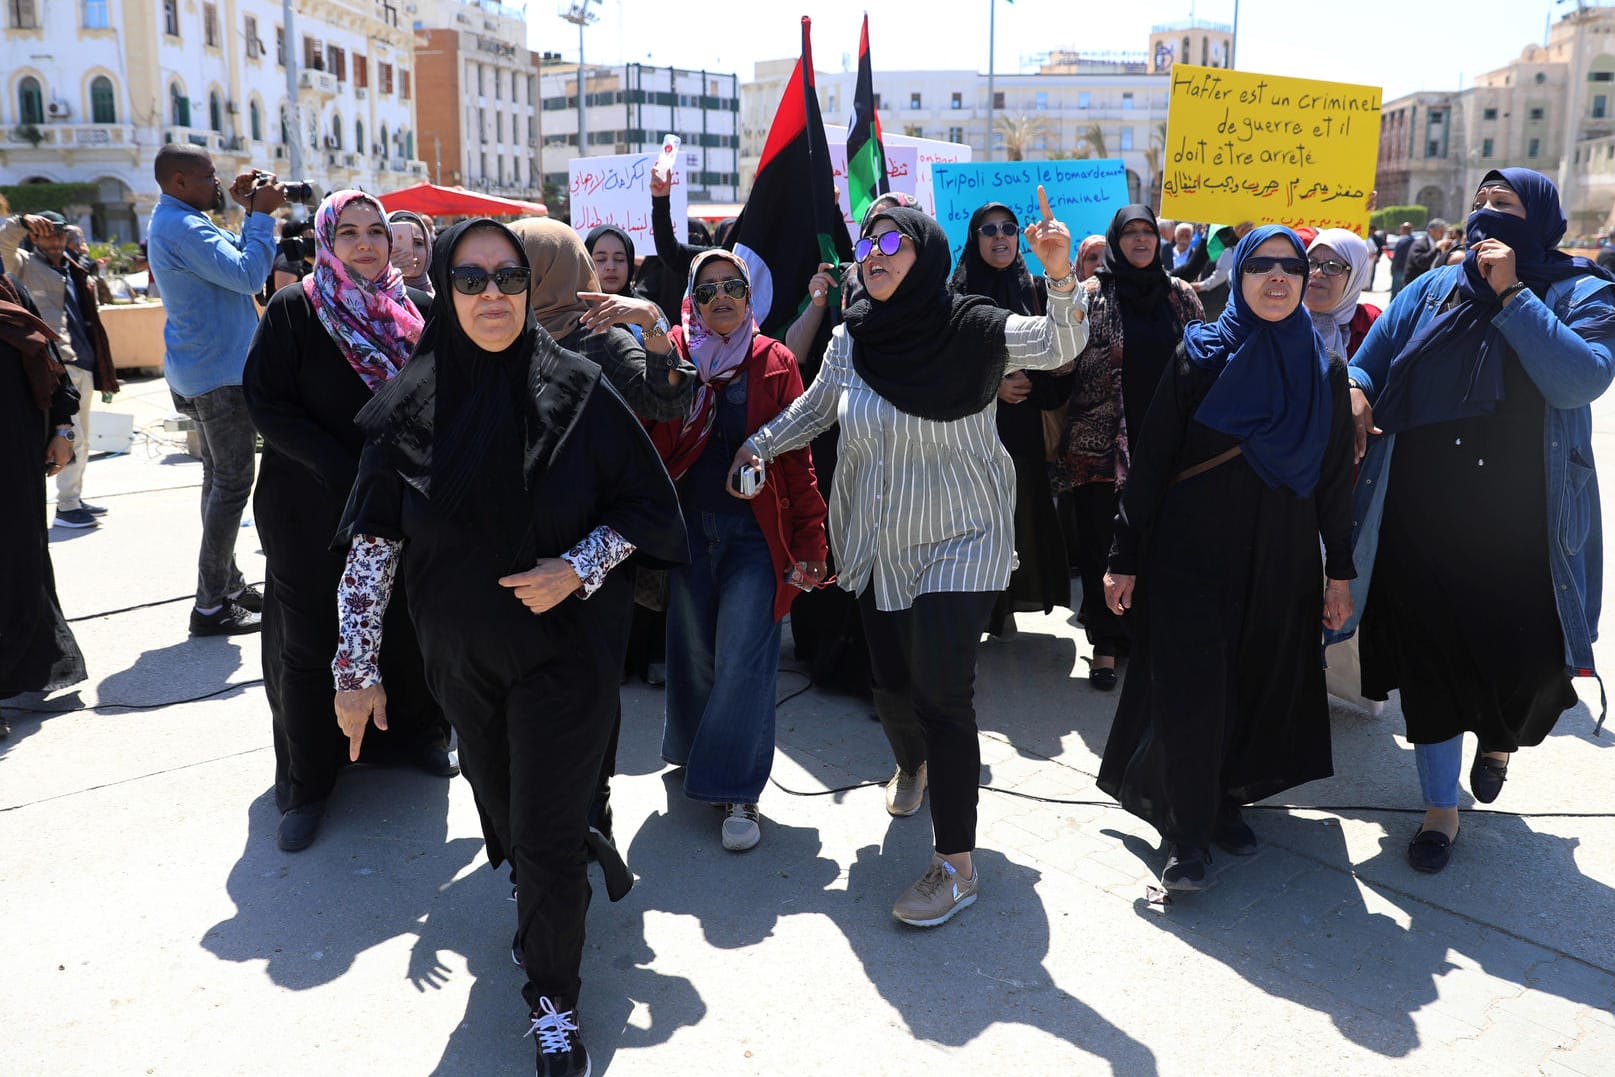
[845,14,889,227]
[732,16,853,338]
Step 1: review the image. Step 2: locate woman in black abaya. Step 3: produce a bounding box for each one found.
[332,219,684,1077]
[0,273,84,719]
[948,202,1072,637]
[1098,225,1357,892]
[245,190,452,854]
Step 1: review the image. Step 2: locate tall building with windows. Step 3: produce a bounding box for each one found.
[537,62,741,204]
[1377,6,1615,235]
[1,0,426,240]
[411,0,542,199]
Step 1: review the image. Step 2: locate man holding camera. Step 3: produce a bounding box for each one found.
[147,143,285,636]
[1,208,120,530]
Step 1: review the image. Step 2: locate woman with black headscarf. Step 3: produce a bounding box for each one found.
[245,190,452,854]
[585,224,636,296]
[732,191,1088,927]
[1340,169,1615,874]
[1097,226,1357,892]
[331,218,684,1076]
[1,271,83,723]
[949,202,1074,639]
[1053,204,1203,688]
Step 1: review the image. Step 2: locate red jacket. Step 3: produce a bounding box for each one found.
[1346,302,1382,359]
[648,330,829,622]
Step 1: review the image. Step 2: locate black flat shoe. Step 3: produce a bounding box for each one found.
[1407,827,1459,873]
[410,743,460,779]
[1091,666,1118,691]
[1161,843,1210,890]
[1212,803,1259,857]
[1470,749,1509,804]
[276,801,326,852]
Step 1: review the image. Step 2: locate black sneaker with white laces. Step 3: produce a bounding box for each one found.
[189,601,262,636]
[228,584,264,613]
[526,996,589,1077]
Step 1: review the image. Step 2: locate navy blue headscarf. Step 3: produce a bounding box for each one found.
[1373,168,1614,434]
[1182,224,1333,497]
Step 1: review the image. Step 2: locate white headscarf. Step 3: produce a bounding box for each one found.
[1306,229,1376,361]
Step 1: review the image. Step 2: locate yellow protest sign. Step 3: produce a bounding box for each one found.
[1161,64,1382,234]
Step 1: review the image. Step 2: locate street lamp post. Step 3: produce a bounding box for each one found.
[561,1,599,159]
[985,0,996,162]
[283,0,303,179]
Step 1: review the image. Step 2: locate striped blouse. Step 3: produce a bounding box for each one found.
[749,282,1089,612]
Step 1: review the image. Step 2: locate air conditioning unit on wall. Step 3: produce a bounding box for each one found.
[47,101,70,118]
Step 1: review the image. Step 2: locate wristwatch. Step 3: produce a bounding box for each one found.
[54,426,75,441]
[645,315,671,342]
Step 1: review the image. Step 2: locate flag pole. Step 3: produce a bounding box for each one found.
[984,0,996,162]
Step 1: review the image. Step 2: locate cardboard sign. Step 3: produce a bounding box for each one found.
[929,159,1131,276]
[823,124,972,224]
[1160,64,1381,234]
[568,152,688,248]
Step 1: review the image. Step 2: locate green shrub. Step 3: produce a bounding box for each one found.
[0,182,99,215]
[1371,204,1429,233]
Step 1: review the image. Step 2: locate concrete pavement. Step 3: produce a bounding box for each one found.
[3,287,1613,1076]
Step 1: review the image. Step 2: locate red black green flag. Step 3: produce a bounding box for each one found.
[732,16,853,337]
[846,13,889,227]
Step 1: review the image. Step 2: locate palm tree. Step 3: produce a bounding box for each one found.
[996,113,1050,162]
[1075,123,1107,160]
[1143,121,1169,208]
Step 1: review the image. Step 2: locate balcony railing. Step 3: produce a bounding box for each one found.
[299,70,339,97]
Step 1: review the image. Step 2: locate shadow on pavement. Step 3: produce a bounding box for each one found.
[1117,811,1615,1059]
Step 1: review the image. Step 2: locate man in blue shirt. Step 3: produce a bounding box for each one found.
[147,144,286,635]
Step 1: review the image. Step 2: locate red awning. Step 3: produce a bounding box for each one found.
[377,182,547,218]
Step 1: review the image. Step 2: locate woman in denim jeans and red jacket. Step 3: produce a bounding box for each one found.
[647,249,828,853]
[1339,169,1615,874]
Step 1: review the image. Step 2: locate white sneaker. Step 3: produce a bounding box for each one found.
[721,802,761,851]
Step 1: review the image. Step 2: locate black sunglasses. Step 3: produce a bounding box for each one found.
[693,277,750,305]
[1307,258,1350,278]
[978,221,1019,238]
[854,230,907,263]
[1241,256,1308,278]
[449,265,531,295]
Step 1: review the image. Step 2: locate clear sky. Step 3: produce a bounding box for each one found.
[528,0,1585,102]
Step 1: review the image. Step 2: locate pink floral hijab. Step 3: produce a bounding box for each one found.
[302,190,424,391]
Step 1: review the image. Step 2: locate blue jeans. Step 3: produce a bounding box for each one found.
[1414,734,1463,809]
[662,511,782,804]
[172,385,256,608]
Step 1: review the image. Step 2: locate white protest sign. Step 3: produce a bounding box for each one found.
[568,151,688,248]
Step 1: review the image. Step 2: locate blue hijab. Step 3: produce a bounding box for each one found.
[1373,168,1615,434]
[1182,225,1333,497]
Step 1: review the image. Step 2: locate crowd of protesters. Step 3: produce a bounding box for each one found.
[4,135,1612,1077]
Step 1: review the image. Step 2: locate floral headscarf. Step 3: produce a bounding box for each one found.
[303,190,424,391]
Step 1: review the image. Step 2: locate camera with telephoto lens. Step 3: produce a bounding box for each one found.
[251,170,318,206]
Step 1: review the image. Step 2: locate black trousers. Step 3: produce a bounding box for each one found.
[859,588,997,855]
[434,649,618,1006]
[1069,483,1128,657]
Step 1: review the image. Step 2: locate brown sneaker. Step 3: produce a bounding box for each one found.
[884,763,927,817]
[892,857,977,927]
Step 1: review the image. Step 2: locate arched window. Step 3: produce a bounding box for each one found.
[378,123,389,157]
[405,130,414,159]
[90,76,116,124]
[331,112,343,149]
[208,90,222,132]
[170,82,189,127]
[18,77,44,126]
[355,119,364,156]
[249,100,262,141]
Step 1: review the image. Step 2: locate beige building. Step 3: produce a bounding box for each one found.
[412,0,542,199]
[1,0,426,240]
[1376,5,1615,235]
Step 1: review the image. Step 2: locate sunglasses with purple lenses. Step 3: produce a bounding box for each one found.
[854,230,907,263]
